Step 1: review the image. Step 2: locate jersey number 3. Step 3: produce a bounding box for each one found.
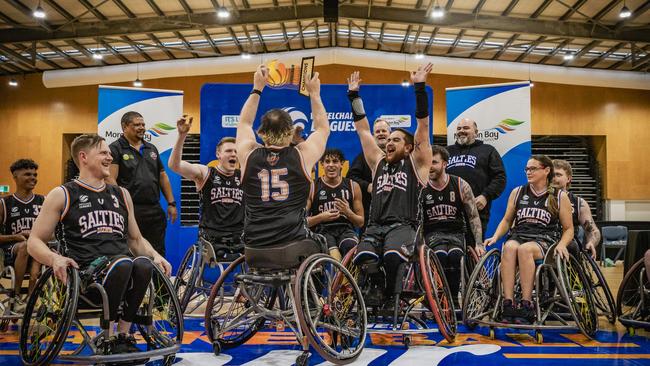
[258,168,289,202]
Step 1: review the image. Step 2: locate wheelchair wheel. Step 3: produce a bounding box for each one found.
[616,258,649,323]
[295,254,367,365]
[460,246,480,306]
[580,251,616,323]
[462,248,500,329]
[556,254,598,338]
[420,245,457,342]
[19,267,79,366]
[174,243,201,314]
[204,256,273,350]
[138,263,183,352]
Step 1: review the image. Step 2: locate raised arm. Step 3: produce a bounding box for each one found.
[460,178,484,255]
[347,180,365,228]
[410,63,434,180]
[297,72,330,169]
[168,115,208,186]
[27,187,78,282]
[122,188,172,276]
[348,71,383,176]
[578,198,601,259]
[237,65,268,171]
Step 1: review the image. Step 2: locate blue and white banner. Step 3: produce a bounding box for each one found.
[201,83,432,178]
[446,82,532,239]
[98,85,184,267]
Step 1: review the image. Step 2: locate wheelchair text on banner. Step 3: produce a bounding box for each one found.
[446,81,532,242]
[97,85,184,267]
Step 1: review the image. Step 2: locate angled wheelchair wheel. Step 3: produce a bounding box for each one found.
[420,245,457,342]
[137,263,183,353]
[580,251,616,323]
[19,267,79,366]
[616,258,649,324]
[204,256,272,350]
[556,254,598,338]
[460,246,480,307]
[174,243,201,314]
[295,254,367,365]
[462,248,500,329]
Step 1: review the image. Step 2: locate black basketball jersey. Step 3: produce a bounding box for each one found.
[511,184,561,240]
[567,191,582,243]
[198,167,244,237]
[1,194,44,239]
[422,175,466,234]
[59,180,130,267]
[242,146,311,248]
[369,155,424,226]
[310,177,355,229]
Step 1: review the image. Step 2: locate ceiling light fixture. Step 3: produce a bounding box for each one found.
[241,52,251,59]
[620,2,632,18]
[8,78,18,87]
[217,2,230,18]
[33,1,46,19]
[133,78,143,87]
[563,52,575,61]
[401,80,410,87]
[431,1,445,19]
[415,51,424,59]
[92,53,103,60]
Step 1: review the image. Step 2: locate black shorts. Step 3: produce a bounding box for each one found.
[506,232,557,255]
[1,243,17,266]
[354,223,416,262]
[424,232,465,253]
[316,225,359,249]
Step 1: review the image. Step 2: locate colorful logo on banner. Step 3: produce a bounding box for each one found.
[98,85,187,270]
[147,122,176,137]
[446,82,532,239]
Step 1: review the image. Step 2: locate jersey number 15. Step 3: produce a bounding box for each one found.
[258,168,289,202]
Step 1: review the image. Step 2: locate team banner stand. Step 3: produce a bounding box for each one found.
[446,81,532,240]
[98,85,185,268]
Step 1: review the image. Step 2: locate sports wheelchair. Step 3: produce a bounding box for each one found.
[204,242,367,366]
[174,237,243,316]
[574,248,616,323]
[341,229,457,346]
[0,253,21,331]
[462,244,598,343]
[19,262,183,366]
[616,257,650,335]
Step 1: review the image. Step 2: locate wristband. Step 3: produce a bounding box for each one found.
[168,201,176,207]
[414,82,428,119]
[347,90,367,122]
[250,89,262,96]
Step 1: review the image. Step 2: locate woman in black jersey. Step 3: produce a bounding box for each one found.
[484,155,573,324]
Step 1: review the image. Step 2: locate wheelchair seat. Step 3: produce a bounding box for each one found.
[236,270,293,288]
[245,238,322,270]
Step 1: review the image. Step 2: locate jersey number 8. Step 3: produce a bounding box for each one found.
[258,168,289,202]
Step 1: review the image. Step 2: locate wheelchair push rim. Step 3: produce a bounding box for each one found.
[420,245,457,343]
[19,267,79,366]
[462,248,500,328]
[295,253,367,365]
[616,258,649,325]
[580,251,616,323]
[556,254,598,338]
[174,243,201,314]
[205,255,273,349]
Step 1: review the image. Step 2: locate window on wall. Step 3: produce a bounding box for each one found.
[180,134,200,226]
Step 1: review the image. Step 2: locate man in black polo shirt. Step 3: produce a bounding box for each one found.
[108,111,177,256]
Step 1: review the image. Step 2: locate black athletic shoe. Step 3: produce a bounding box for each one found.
[500,299,516,323]
[111,333,141,354]
[514,300,535,325]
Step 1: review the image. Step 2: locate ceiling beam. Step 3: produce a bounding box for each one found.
[0,44,38,70]
[563,39,601,65]
[514,35,546,62]
[13,43,62,69]
[538,38,573,64]
[492,33,519,60]
[41,42,85,67]
[6,0,52,31]
[469,31,492,58]
[99,38,131,63]
[583,42,625,68]
[2,4,649,44]
[559,0,588,21]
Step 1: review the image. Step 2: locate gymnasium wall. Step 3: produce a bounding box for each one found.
[0,64,649,202]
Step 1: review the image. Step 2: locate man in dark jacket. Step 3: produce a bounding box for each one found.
[347,119,390,228]
[446,117,506,242]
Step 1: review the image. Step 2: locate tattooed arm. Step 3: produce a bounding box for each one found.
[460,178,484,255]
[578,198,601,259]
